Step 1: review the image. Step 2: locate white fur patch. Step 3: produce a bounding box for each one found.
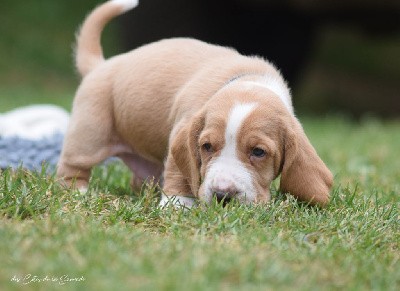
[225,103,257,145]
[244,76,293,114]
[159,194,196,209]
[111,0,139,12]
[203,103,257,203]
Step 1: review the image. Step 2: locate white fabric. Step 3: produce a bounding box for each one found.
[0,105,70,140]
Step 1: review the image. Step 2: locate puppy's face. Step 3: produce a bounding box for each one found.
[197,104,277,204]
[171,83,333,206]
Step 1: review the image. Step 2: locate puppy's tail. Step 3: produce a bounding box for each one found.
[75,0,139,77]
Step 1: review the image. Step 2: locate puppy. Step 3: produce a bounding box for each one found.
[57,0,333,207]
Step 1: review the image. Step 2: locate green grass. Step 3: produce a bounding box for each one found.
[1,117,399,290]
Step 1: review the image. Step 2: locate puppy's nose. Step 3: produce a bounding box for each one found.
[211,186,238,204]
[213,191,233,203]
[211,177,239,204]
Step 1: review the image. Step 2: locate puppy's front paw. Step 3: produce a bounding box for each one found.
[159,194,197,209]
[77,186,89,195]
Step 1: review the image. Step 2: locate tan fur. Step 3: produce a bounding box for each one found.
[57,0,333,206]
[75,2,126,76]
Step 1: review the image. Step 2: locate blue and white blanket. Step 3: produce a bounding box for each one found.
[0,105,70,171]
[0,133,64,171]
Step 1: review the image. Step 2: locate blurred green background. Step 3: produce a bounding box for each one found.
[0,0,118,111]
[0,0,399,118]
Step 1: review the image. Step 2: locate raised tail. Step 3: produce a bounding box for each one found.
[75,0,139,77]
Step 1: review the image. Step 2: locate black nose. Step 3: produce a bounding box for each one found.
[213,191,233,205]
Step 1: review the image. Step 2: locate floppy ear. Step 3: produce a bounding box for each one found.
[170,112,205,197]
[280,118,333,206]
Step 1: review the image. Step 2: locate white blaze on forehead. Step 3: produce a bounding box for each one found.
[202,102,257,203]
[223,102,257,156]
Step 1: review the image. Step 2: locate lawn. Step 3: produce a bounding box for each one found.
[1,116,399,290]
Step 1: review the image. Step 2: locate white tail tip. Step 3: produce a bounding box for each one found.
[111,0,139,12]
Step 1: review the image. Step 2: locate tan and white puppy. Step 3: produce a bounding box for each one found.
[57,0,333,207]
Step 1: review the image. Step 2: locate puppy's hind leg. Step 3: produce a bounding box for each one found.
[56,95,116,191]
[118,153,164,192]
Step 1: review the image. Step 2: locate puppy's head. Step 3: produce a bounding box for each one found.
[171,82,333,206]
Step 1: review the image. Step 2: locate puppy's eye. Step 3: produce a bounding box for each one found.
[202,143,213,152]
[251,147,266,158]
